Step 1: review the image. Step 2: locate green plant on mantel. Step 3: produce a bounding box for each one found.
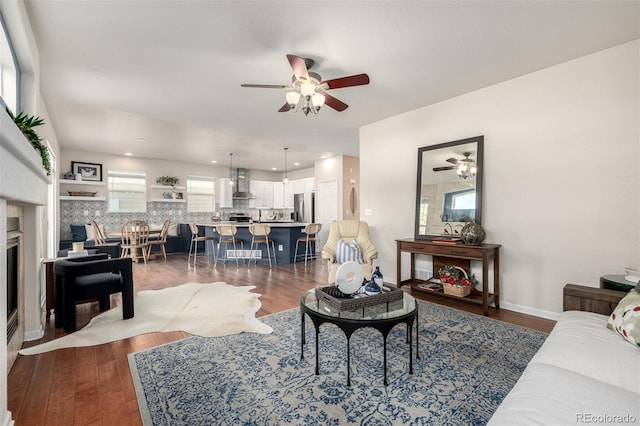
[6,107,51,176]
[156,176,180,186]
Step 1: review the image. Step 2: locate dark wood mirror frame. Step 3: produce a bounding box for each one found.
[414,136,484,240]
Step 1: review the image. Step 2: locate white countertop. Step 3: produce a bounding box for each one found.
[195,222,309,228]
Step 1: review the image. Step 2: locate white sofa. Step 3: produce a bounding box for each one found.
[488,310,640,425]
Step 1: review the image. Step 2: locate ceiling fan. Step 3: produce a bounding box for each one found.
[241,54,370,116]
[433,152,477,180]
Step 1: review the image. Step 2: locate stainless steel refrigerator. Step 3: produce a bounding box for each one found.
[294,193,314,223]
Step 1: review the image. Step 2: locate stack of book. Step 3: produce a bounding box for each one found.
[431,236,462,245]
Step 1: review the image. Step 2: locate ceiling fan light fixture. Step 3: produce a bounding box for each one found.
[286,91,301,108]
[300,82,315,97]
[312,93,325,110]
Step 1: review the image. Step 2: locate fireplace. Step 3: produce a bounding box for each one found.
[6,217,20,343]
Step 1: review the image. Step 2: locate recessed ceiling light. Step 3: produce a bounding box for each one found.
[137,137,146,142]
[294,162,300,166]
[210,160,217,164]
[271,167,278,171]
[125,152,133,156]
[321,155,327,159]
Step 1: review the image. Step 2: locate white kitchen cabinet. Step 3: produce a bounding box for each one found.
[250,180,263,208]
[293,179,305,194]
[273,182,285,208]
[292,177,315,195]
[262,182,274,208]
[216,178,233,208]
[303,177,315,193]
[284,182,294,208]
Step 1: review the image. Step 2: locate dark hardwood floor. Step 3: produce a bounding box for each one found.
[9,254,555,425]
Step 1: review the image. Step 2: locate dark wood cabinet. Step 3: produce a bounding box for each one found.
[396,239,501,316]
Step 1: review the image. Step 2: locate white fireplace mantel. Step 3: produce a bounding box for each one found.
[1,105,50,426]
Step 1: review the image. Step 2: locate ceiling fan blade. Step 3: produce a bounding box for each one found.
[287,54,310,82]
[278,103,292,113]
[321,92,348,112]
[321,73,370,90]
[241,84,288,89]
[433,166,455,171]
[446,157,461,165]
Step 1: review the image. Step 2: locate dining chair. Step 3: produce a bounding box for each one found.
[248,223,276,268]
[188,223,216,266]
[88,220,121,258]
[148,220,171,260]
[120,220,151,263]
[215,224,243,267]
[294,223,322,266]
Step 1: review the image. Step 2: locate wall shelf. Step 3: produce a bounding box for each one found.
[60,179,105,186]
[151,184,186,190]
[149,198,186,203]
[60,196,106,201]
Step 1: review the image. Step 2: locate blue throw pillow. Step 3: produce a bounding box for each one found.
[70,224,87,242]
[335,238,363,264]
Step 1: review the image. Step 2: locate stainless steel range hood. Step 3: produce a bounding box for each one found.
[232,168,254,199]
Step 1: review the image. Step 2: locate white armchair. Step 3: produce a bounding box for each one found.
[321,220,378,284]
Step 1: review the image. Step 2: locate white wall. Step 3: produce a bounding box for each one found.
[361,40,640,317]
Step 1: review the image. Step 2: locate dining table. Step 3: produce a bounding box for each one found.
[106,228,162,261]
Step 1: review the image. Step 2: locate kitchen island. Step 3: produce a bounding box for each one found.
[194,222,314,264]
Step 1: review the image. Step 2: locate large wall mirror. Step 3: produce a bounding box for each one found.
[414,136,484,240]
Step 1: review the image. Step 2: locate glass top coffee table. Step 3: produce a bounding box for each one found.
[300,288,419,386]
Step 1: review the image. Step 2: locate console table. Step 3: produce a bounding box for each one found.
[396,239,501,316]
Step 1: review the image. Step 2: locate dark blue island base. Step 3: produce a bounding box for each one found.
[197,222,317,264]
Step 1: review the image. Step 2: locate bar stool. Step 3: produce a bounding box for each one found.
[294,223,322,266]
[215,224,243,267]
[188,223,216,266]
[248,223,277,268]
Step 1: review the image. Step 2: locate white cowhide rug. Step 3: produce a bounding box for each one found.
[19,282,272,355]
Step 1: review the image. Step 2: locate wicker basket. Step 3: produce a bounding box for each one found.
[443,282,471,297]
[441,266,472,297]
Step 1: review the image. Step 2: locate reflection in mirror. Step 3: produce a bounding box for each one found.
[414,136,484,240]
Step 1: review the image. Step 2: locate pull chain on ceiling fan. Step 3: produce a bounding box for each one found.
[241,54,370,116]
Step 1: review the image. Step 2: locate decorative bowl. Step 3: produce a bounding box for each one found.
[68,191,97,197]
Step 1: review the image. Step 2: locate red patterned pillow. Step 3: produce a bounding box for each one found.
[607,289,640,348]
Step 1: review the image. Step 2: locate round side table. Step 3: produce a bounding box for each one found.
[600,274,637,292]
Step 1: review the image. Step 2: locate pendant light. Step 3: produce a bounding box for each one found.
[228,152,234,186]
[283,147,289,184]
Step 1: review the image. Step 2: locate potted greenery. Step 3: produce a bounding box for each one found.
[6,107,51,176]
[156,176,179,186]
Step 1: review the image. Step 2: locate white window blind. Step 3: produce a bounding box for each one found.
[187,175,215,212]
[108,170,146,212]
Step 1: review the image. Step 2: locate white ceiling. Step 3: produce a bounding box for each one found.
[24,1,639,172]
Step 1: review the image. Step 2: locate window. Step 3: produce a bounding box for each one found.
[187,175,215,212]
[108,170,146,212]
[0,12,20,113]
[442,189,475,222]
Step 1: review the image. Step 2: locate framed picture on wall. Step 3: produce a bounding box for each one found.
[71,161,102,181]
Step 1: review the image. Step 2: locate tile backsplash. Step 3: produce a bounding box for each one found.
[60,200,292,240]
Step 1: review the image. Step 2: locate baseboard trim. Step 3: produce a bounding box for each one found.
[1,410,15,426]
[390,277,561,321]
[498,301,560,321]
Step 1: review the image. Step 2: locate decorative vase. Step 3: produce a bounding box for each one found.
[372,266,384,286]
[364,279,381,295]
[460,215,485,245]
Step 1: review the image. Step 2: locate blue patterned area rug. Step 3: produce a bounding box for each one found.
[128,300,547,425]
